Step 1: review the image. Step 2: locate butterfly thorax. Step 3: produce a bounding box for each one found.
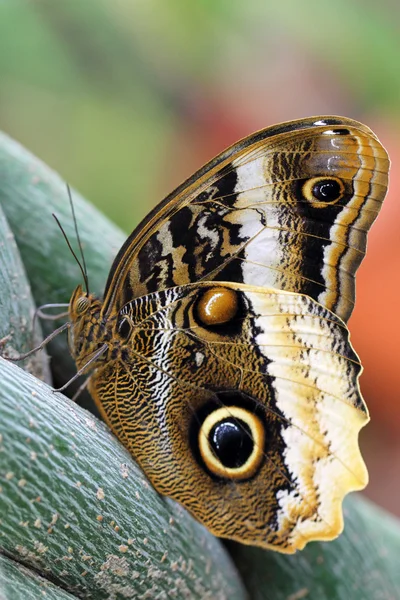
[68,285,118,371]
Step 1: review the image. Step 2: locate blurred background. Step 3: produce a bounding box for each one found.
[0,0,398,516]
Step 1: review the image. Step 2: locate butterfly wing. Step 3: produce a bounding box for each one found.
[81,116,386,552]
[102,116,389,322]
[89,282,368,553]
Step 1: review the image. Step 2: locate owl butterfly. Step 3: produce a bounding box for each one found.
[67,116,388,553]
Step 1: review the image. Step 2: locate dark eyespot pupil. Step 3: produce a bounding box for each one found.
[312,179,342,202]
[209,418,253,468]
[118,318,131,339]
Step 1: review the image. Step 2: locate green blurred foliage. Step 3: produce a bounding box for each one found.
[0,0,399,519]
[0,0,399,231]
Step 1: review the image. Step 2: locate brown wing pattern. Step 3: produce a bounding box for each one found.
[68,116,388,553]
[102,116,389,323]
[88,282,368,553]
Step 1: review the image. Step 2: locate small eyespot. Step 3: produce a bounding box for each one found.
[198,406,265,480]
[75,295,90,315]
[196,287,239,327]
[302,176,345,206]
[118,317,132,340]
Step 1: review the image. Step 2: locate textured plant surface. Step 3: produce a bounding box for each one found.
[1,133,399,599]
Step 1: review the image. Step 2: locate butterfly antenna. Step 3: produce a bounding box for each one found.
[66,184,90,295]
[53,213,90,295]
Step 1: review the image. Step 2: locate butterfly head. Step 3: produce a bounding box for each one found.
[68,285,111,369]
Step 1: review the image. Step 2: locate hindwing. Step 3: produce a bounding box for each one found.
[88,282,368,553]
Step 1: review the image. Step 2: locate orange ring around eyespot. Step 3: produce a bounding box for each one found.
[198,406,265,480]
[302,176,345,207]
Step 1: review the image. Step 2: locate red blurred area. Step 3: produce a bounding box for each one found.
[349,122,400,432]
[349,122,400,516]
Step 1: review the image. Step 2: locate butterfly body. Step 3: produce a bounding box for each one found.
[68,116,389,553]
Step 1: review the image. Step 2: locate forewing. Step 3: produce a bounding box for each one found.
[102,116,389,322]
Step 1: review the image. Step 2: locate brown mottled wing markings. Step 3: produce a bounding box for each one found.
[67,117,388,553]
[89,282,368,553]
[101,116,389,323]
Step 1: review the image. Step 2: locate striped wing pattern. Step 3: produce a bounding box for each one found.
[68,116,389,552]
[102,117,389,323]
[88,283,368,552]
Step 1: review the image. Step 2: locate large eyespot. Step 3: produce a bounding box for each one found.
[75,295,90,315]
[196,287,239,327]
[198,406,265,480]
[302,176,345,206]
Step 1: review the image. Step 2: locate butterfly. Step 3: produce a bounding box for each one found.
[66,116,389,553]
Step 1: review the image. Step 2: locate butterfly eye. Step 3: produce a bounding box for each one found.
[198,406,265,480]
[118,317,132,340]
[302,176,345,205]
[196,287,239,327]
[75,296,90,315]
